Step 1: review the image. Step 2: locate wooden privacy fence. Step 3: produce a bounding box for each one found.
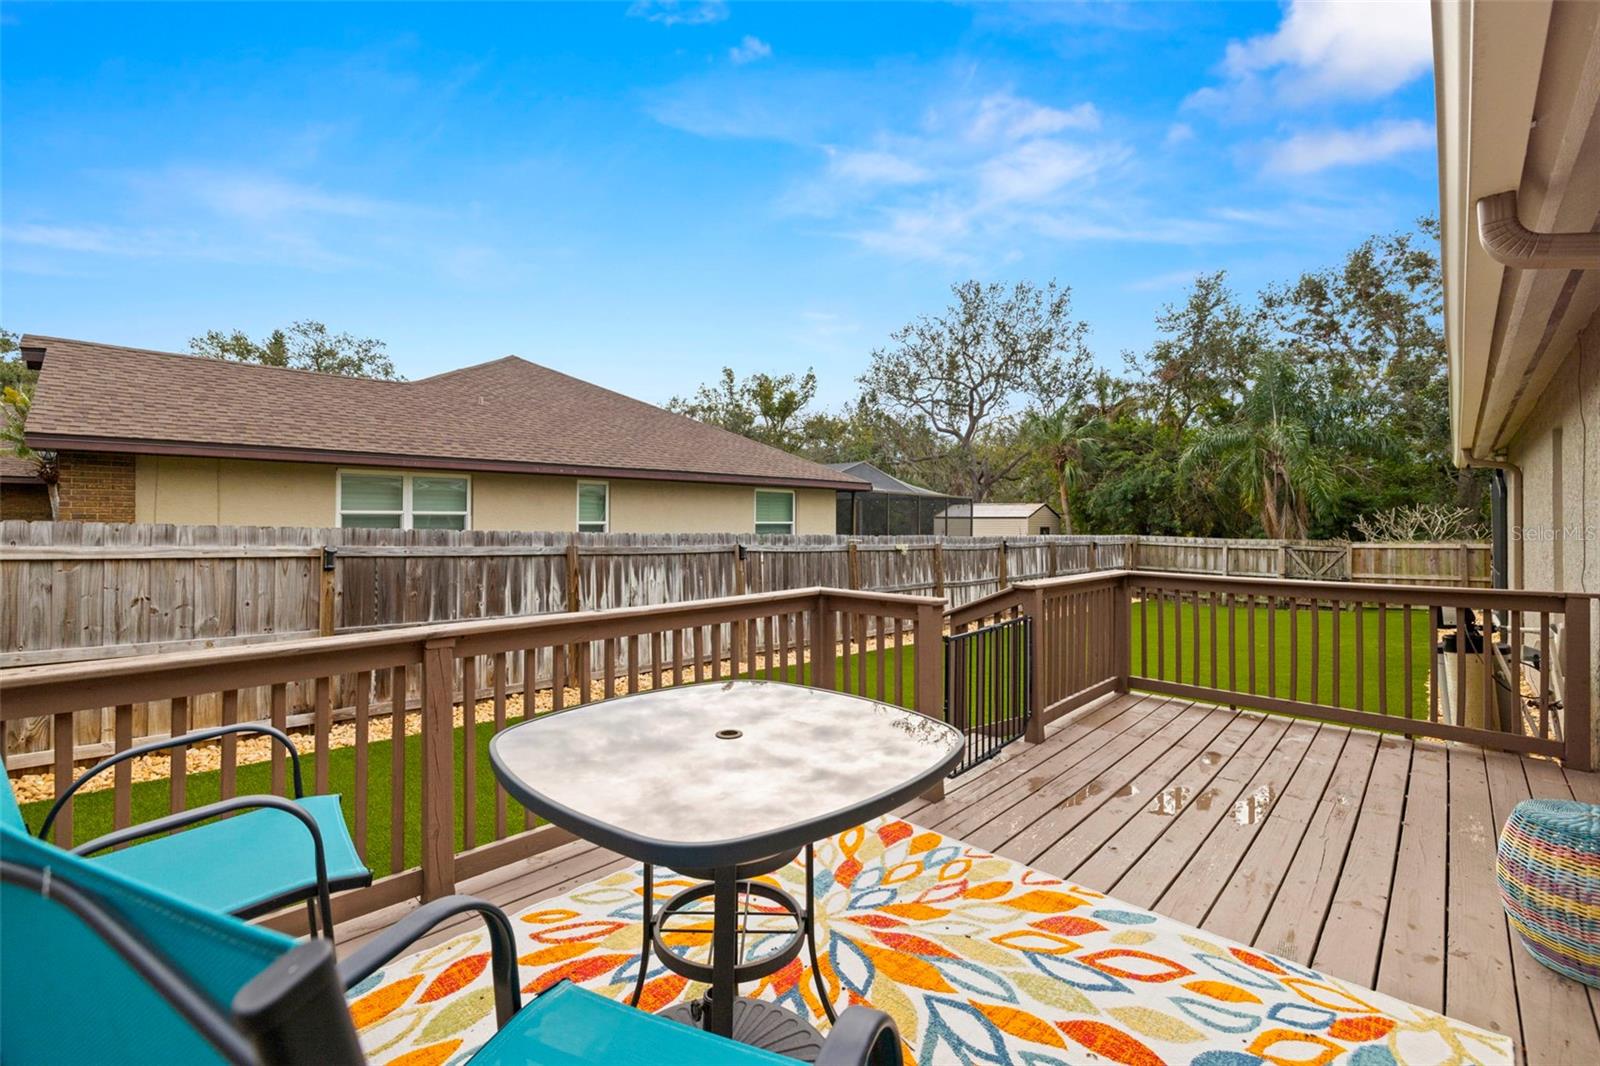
[0,520,1488,763]
[0,586,946,927]
[1134,535,1492,586]
[948,570,1593,771]
[0,523,1121,763]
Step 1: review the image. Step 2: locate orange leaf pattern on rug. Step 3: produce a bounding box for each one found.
[418,955,488,1002]
[352,816,1513,1066]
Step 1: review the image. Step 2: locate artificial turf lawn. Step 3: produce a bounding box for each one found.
[1130,599,1433,719]
[20,646,921,870]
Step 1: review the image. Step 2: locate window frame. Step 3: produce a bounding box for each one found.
[753,488,796,536]
[575,479,610,534]
[336,469,472,531]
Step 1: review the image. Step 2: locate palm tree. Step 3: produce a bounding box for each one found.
[1022,406,1098,534]
[1181,352,1374,540]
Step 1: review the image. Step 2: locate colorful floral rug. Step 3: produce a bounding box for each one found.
[348,817,1513,1065]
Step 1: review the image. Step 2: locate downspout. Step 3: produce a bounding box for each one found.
[1477,191,1600,269]
[1463,454,1523,590]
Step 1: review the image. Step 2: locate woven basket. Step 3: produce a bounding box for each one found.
[1497,798,1600,987]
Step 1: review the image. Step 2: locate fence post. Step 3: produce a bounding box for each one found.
[318,547,337,636]
[815,595,836,690]
[847,541,861,590]
[914,600,945,800]
[997,539,1009,588]
[931,542,946,601]
[1563,597,1592,772]
[1086,540,1096,572]
[1025,586,1046,744]
[732,544,746,596]
[1221,543,1230,578]
[421,638,458,901]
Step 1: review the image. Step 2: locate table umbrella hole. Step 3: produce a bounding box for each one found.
[716,729,743,740]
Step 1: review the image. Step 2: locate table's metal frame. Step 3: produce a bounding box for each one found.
[628,844,838,1038]
[488,681,963,1043]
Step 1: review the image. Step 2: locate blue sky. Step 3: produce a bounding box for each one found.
[1,1,1439,406]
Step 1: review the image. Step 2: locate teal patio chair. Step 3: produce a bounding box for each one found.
[8,723,370,938]
[0,821,902,1065]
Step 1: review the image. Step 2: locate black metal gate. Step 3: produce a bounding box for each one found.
[945,615,1032,776]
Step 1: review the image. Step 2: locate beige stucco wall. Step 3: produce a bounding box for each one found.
[134,457,836,535]
[1510,311,1600,596]
[1505,309,1599,766]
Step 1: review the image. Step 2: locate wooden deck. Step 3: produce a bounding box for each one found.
[337,692,1600,1064]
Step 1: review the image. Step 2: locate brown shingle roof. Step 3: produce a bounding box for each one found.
[22,335,864,490]
[0,455,41,483]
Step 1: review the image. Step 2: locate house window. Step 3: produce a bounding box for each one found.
[577,481,609,533]
[755,489,795,535]
[339,472,469,530]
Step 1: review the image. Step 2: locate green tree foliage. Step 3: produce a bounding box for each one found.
[667,367,822,450]
[189,321,402,380]
[1020,406,1099,534]
[623,220,1478,539]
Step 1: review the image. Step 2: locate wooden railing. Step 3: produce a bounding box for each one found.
[947,571,1129,742]
[0,586,946,928]
[949,571,1594,771]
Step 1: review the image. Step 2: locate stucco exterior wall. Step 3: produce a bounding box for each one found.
[133,456,837,535]
[1505,309,1599,766]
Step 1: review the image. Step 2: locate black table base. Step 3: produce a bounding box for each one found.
[631,843,837,1047]
[663,996,825,1062]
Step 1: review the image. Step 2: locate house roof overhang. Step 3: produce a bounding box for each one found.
[1434,0,1600,465]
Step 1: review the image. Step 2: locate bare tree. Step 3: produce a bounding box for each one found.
[859,280,1091,501]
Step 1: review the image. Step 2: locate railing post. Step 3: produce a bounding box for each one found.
[913,600,945,800]
[1025,586,1046,744]
[1113,575,1130,693]
[421,638,458,901]
[815,595,836,690]
[1563,597,1593,772]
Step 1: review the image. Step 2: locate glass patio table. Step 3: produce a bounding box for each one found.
[489,679,962,1055]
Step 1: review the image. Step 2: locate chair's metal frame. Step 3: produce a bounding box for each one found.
[34,723,372,937]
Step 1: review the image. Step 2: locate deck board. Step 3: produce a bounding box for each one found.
[334,693,1600,1063]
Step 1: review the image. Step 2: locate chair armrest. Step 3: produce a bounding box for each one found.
[815,1006,902,1066]
[73,794,334,937]
[38,723,307,839]
[337,895,522,1030]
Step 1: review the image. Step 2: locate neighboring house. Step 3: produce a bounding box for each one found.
[1434,3,1598,756]
[0,455,51,520]
[18,335,863,533]
[825,461,971,536]
[935,502,1061,537]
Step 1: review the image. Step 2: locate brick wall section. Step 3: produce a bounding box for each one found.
[54,451,136,522]
[0,484,53,520]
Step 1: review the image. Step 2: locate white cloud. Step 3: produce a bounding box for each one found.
[626,1,727,27]
[967,92,1101,142]
[1190,0,1431,109]
[729,35,772,65]
[1164,122,1195,147]
[979,140,1104,204]
[1262,118,1433,174]
[827,149,929,185]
